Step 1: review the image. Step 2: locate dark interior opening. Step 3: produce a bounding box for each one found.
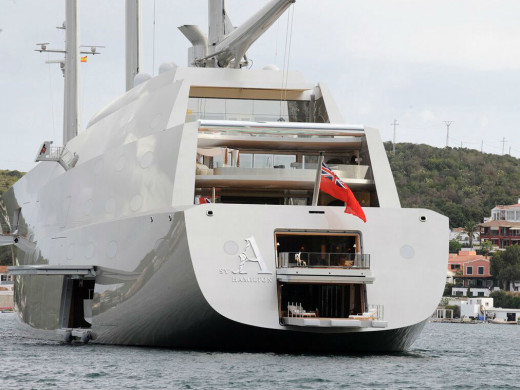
[220,195,284,205]
[280,283,365,319]
[68,279,95,328]
[276,233,358,255]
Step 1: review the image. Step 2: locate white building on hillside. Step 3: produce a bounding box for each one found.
[460,297,493,319]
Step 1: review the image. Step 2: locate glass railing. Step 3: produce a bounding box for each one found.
[278,252,370,269]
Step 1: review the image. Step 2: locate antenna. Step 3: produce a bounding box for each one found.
[35,0,103,145]
[391,120,399,155]
[444,121,453,147]
[80,45,105,55]
[36,43,50,51]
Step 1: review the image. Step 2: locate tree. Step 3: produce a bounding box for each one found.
[449,240,462,254]
[463,221,479,249]
[490,290,520,309]
[490,245,520,290]
[480,240,493,257]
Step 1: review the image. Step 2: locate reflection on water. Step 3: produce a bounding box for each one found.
[1,314,519,390]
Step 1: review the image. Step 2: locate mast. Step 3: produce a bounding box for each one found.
[63,0,80,144]
[208,0,226,56]
[125,0,141,91]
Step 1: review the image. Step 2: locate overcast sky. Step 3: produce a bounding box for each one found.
[2,0,520,171]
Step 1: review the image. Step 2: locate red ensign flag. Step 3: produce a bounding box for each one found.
[320,162,367,223]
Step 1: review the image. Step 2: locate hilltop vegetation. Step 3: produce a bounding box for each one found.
[386,143,520,227]
[0,170,23,196]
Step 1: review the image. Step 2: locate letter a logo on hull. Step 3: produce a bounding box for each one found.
[234,236,272,275]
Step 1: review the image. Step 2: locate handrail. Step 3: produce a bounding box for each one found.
[278,251,370,269]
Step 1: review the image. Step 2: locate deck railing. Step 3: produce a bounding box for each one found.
[278,251,370,269]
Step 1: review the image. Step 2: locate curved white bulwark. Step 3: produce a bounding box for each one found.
[2,1,448,352]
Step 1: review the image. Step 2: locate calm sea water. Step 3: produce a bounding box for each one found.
[1,313,519,390]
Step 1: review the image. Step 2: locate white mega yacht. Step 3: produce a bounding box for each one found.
[3,0,448,352]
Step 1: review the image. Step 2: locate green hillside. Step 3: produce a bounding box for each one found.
[386,142,520,227]
[0,170,23,196]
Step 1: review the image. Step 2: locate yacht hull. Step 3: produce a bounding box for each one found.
[9,204,446,352]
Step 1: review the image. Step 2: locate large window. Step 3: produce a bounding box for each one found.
[466,266,473,275]
[478,266,484,275]
[239,153,296,168]
[187,98,291,122]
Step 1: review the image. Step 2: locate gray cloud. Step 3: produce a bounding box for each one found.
[1,0,520,171]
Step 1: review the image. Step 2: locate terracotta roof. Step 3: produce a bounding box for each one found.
[479,220,520,228]
[493,204,520,210]
[0,266,8,273]
[459,250,477,256]
[448,254,489,263]
[463,258,490,265]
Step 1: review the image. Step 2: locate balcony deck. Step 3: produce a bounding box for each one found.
[282,316,388,328]
[276,252,374,283]
[195,166,374,190]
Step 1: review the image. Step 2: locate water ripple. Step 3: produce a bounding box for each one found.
[0,314,518,389]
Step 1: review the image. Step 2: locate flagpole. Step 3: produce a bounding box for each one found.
[311,153,324,206]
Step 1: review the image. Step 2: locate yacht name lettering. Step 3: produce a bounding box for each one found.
[232,276,273,283]
[218,269,272,283]
[234,236,272,275]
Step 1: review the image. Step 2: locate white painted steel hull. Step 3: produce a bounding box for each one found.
[5,203,447,351]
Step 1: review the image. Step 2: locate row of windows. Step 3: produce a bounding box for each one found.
[449,264,485,275]
[466,266,485,275]
[492,209,520,222]
[481,228,520,237]
[455,291,486,297]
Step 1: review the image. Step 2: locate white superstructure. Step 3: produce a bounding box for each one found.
[2,1,448,352]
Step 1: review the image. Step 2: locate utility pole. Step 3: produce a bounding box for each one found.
[501,137,507,155]
[444,121,453,147]
[391,120,399,155]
